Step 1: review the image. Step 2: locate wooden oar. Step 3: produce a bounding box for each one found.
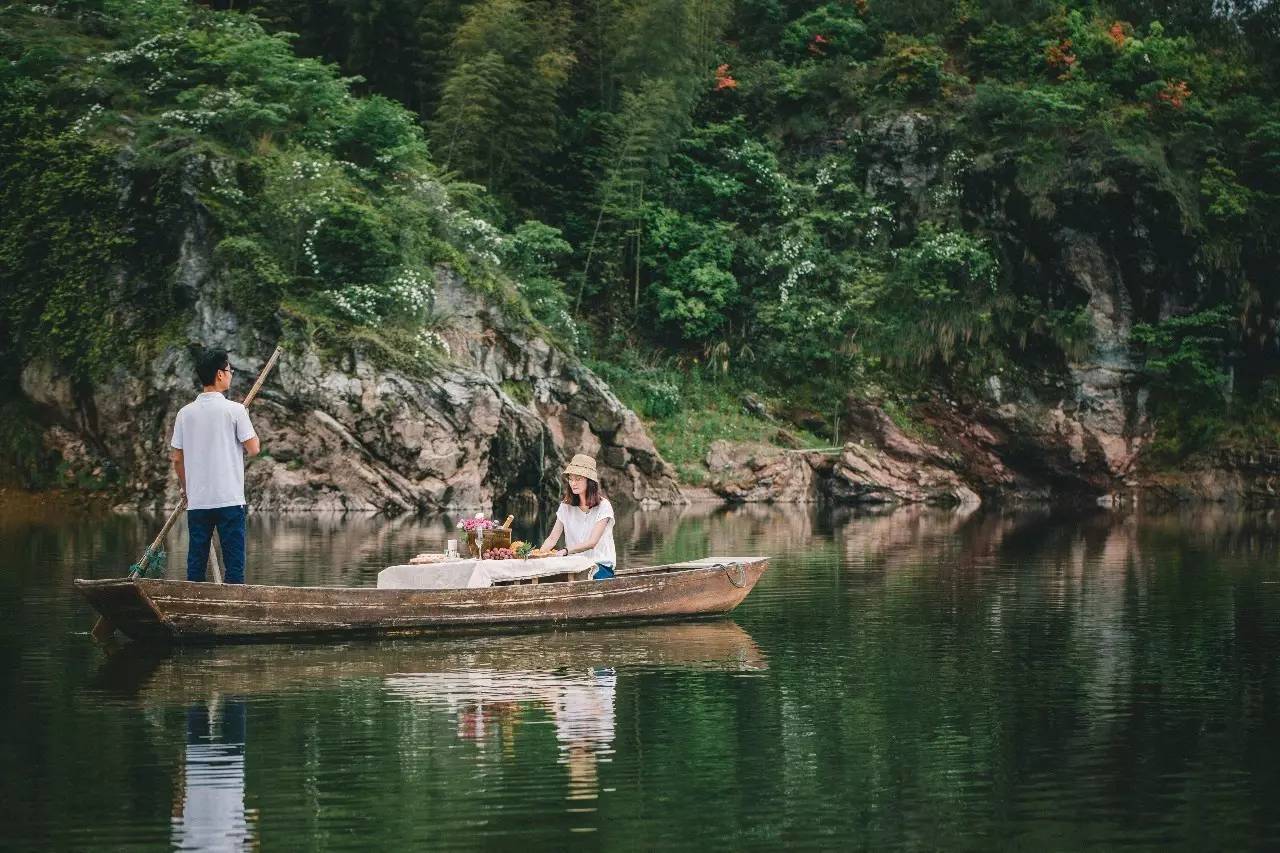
[91,345,283,643]
[208,529,224,584]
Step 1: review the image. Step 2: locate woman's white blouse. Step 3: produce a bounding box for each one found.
[556,498,616,565]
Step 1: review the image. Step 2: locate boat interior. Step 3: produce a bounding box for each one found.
[488,557,759,587]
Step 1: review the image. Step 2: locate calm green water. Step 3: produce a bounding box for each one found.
[4,503,1280,851]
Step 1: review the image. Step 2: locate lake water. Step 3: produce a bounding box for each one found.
[4,502,1280,850]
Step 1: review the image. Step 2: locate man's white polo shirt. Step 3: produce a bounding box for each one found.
[171,392,256,510]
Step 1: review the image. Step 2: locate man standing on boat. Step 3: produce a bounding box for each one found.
[170,348,260,584]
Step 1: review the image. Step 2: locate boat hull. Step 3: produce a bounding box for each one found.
[75,557,768,643]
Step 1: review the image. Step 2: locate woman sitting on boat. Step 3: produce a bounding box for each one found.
[539,454,616,580]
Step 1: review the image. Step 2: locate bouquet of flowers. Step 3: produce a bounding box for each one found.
[456,513,498,533]
[456,513,507,556]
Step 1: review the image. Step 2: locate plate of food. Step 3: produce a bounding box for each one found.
[408,552,451,565]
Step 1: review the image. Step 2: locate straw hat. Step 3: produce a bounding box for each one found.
[562,453,599,483]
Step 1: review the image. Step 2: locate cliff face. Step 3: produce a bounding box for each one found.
[699,111,1271,508]
[21,254,682,513]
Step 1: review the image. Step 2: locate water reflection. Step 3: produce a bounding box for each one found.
[386,667,618,801]
[172,699,256,852]
[94,622,764,811]
[11,503,1280,849]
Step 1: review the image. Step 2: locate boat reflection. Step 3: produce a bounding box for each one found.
[93,622,764,808]
[171,698,257,851]
[92,620,766,701]
[375,622,765,801]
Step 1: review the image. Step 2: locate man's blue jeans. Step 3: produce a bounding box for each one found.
[187,505,247,583]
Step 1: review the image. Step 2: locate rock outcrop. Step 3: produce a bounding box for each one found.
[22,265,682,513]
[704,399,981,507]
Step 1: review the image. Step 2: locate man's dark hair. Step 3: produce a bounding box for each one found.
[195,348,230,387]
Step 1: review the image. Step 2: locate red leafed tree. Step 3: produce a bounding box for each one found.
[1044,38,1076,79]
[713,63,737,90]
[1157,79,1191,108]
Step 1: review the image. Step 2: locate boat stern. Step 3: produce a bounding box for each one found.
[75,578,172,642]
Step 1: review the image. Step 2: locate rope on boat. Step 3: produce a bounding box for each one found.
[721,562,747,588]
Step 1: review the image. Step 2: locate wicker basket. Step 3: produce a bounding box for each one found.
[466,527,512,557]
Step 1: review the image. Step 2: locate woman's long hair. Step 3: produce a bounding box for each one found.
[562,477,602,509]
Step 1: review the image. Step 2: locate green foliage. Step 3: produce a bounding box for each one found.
[0,73,174,382]
[1132,308,1232,406]
[967,23,1038,80]
[500,379,533,406]
[212,236,289,327]
[0,399,57,489]
[430,0,574,191]
[1132,307,1233,457]
[0,0,565,390]
[781,5,875,61]
[645,208,738,341]
[311,200,398,284]
[11,0,1280,478]
[592,353,824,478]
[334,95,428,174]
[861,226,1007,369]
[1199,157,1251,223]
[502,220,577,349]
[876,35,949,100]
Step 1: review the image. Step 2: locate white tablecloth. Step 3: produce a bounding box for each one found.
[377,555,597,590]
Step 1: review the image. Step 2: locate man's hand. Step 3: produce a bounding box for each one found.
[170,448,186,498]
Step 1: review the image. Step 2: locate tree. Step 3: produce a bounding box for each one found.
[430,0,574,193]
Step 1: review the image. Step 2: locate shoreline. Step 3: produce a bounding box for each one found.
[0,486,114,522]
[4,482,1277,519]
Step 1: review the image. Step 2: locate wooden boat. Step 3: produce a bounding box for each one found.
[91,621,767,701]
[75,556,768,644]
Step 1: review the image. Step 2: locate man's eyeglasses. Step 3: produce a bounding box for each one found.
[219,365,234,375]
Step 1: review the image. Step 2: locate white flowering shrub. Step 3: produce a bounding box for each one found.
[863,225,1006,366]
[414,329,450,358]
[324,286,384,325]
[69,104,105,135]
[385,268,435,314]
[323,266,435,326]
[766,236,816,305]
